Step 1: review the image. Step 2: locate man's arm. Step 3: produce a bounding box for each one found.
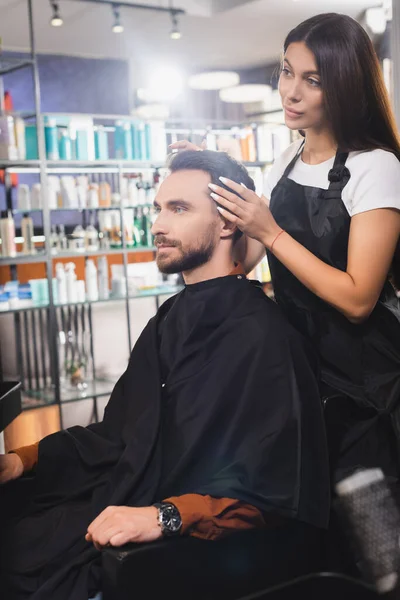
[165,494,266,540]
[10,445,266,541]
[9,442,39,472]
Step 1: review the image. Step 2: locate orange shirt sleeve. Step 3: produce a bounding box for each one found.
[164,494,266,541]
[9,441,39,473]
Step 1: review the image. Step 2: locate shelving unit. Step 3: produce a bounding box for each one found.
[0,0,283,433]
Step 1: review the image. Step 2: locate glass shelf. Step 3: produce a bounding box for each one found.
[21,378,116,410]
[52,247,155,259]
[12,205,155,214]
[0,247,155,266]
[0,252,47,266]
[0,285,183,315]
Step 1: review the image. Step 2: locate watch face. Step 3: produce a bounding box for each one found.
[160,503,182,534]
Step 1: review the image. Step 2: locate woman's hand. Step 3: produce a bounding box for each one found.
[208,177,280,248]
[169,139,207,152]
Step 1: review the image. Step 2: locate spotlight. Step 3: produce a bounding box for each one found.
[112,4,124,34]
[50,1,63,27]
[170,11,181,40]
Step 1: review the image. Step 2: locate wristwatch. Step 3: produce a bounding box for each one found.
[154,502,182,536]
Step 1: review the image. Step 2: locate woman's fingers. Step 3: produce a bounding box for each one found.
[216,206,241,225]
[208,183,247,210]
[219,177,259,204]
[169,140,203,152]
[210,192,246,220]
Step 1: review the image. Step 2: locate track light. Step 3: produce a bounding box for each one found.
[170,11,181,40]
[112,4,124,33]
[50,1,63,27]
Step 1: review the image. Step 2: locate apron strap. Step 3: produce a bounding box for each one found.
[326,150,351,199]
[282,140,305,178]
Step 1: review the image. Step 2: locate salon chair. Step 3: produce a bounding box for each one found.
[100,518,350,600]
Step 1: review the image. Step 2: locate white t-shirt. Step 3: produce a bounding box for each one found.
[264,139,400,217]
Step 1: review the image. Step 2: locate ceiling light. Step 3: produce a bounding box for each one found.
[50,1,63,27]
[170,11,181,40]
[134,103,170,120]
[219,84,272,104]
[189,71,240,91]
[138,66,184,103]
[112,4,124,33]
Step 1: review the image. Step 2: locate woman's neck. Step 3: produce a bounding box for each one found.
[302,128,337,165]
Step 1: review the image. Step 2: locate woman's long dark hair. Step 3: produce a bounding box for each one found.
[284,13,400,289]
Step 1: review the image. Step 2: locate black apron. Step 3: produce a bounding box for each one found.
[268,143,400,482]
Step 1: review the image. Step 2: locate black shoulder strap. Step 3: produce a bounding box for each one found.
[326,150,350,199]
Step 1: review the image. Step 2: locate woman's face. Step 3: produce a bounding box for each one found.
[279,41,326,132]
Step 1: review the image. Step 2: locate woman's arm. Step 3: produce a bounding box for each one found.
[270,208,400,323]
[210,178,400,324]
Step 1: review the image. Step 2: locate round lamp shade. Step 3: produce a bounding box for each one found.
[189,71,240,91]
[219,84,272,104]
[134,103,170,120]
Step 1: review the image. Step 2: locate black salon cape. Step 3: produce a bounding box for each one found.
[0,275,330,600]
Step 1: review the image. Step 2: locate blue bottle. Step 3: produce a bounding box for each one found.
[44,117,59,160]
[144,124,152,161]
[94,127,109,160]
[59,130,72,160]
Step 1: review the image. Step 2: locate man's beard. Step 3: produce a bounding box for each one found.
[155,230,217,275]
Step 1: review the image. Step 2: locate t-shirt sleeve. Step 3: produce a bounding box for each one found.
[348,150,400,216]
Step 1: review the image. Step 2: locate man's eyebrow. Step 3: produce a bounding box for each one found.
[284,58,319,76]
[153,199,193,209]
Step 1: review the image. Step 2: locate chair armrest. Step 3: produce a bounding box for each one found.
[101,523,324,600]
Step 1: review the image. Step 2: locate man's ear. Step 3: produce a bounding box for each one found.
[218,213,239,240]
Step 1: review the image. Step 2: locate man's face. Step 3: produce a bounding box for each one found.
[151,170,221,274]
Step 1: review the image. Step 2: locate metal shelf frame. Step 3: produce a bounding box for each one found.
[0,0,271,428]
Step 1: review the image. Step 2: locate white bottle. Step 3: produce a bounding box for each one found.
[85,259,99,302]
[56,263,68,304]
[31,183,42,209]
[21,213,35,254]
[17,184,31,211]
[97,256,109,300]
[65,262,77,303]
[128,180,139,207]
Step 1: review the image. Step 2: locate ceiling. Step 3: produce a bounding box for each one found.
[0,0,380,79]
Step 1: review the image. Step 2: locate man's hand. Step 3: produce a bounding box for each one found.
[85,506,161,550]
[0,453,24,484]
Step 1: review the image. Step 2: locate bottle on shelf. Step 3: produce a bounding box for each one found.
[31,183,42,210]
[58,224,68,251]
[99,181,111,208]
[123,209,134,248]
[85,259,99,302]
[65,262,77,303]
[94,126,109,160]
[133,207,144,247]
[50,225,60,255]
[56,263,68,304]
[59,130,72,160]
[127,179,139,207]
[97,256,109,300]
[17,184,31,212]
[142,206,154,247]
[88,183,99,209]
[69,225,86,253]
[110,211,122,249]
[85,217,99,252]
[0,210,16,257]
[44,117,59,161]
[21,213,35,255]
